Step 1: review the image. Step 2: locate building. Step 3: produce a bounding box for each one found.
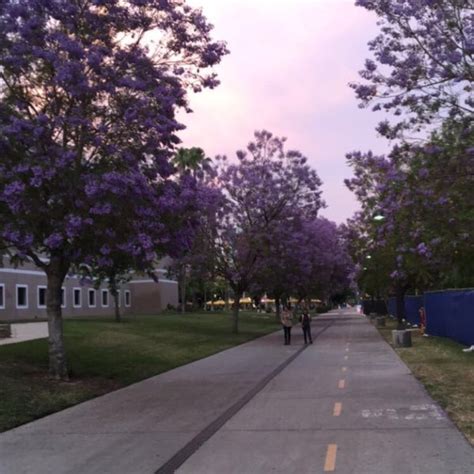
[0,258,178,321]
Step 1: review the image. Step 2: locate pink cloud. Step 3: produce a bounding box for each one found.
[178,0,390,223]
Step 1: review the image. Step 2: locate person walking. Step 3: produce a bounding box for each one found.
[300,308,313,344]
[281,307,293,345]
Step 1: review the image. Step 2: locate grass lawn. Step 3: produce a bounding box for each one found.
[0,310,279,433]
[377,318,474,445]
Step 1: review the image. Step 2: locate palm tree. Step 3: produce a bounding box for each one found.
[173,147,212,178]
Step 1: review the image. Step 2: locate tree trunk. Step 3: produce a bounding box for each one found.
[46,257,69,380]
[192,288,197,311]
[113,290,121,322]
[395,283,407,329]
[232,290,242,334]
[225,284,230,312]
[109,276,121,323]
[180,269,186,314]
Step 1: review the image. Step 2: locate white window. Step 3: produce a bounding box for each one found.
[37,286,47,309]
[0,284,5,309]
[61,287,66,308]
[88,289,96,308]
[16,285,28,309]
[101,289,109,307]
[73,288,82,308]
[125,290,131,307]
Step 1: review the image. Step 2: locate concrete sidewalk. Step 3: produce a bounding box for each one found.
[0,322,48,346]
[0,317,331,474]
[0,310,472,473]
[178,310,474,474]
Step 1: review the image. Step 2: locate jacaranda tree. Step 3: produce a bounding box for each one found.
[213,130,324,333]
[0,0,227,378]
[345,119,474,326]
[352,0,473,138]
[253,217,353,318]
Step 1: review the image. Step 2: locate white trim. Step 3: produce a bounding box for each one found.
[88,289,96,308]
[73,288,82,308]
[0,284,5,310]
[159,279,178,285]
[61,287,66,308]
[16,284,28,309]
[101,289,109,308]
[128,279,178,285]
[0,267,171,278]
[124,290,131,307]
[130,269,168,274]
[37,285,47,309]
[0,268,80,279]
[0,268,44,276]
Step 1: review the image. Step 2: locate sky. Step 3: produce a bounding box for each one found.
[178,0,391,224]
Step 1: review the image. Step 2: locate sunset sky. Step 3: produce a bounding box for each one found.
[178,0,392,224]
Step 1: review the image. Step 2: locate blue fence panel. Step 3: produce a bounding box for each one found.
[424,292,450,337]
[387,297,396,317]
[386,296,422,324]
[405,296,424,325]
[361,300,387,315]
[424,290,474,346]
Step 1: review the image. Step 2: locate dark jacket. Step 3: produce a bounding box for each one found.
[300,313,311,327]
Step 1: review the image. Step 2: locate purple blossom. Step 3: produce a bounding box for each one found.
[44,233,64,249]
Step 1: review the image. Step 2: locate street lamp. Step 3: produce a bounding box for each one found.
[373,213,385,222]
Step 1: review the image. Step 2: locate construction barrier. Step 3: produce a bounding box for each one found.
[387,289,474,346]
[424,289,474,347]
[361,299,387,316]
[387,295,424,325]
[405,295,424,325]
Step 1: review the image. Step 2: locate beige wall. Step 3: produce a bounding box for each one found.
[0,264,178,321]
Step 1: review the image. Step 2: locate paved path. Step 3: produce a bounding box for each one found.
[0,310,472,473]
[0,322,48,346]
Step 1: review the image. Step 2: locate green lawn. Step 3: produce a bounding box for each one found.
[0,311,279,433]
[377,318,474,445]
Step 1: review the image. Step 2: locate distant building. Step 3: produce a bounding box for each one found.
[0,258,178,321]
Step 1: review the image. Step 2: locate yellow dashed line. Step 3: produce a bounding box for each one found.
[324,444,338,471]
[338,379,345,389]
[333,402,342,416]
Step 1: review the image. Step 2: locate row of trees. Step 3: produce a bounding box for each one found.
[172,132,354,332]
[0,0,354,380]
[346,0,473,326]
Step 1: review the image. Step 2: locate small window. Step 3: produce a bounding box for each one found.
[125,290,131,307]
[37,286,46,309]
[88,289,96,308]
[0,284,5,309]
[16,285,28,309]
[61,287,66,308]
[101,289,109,307]
[73,288,82,308]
